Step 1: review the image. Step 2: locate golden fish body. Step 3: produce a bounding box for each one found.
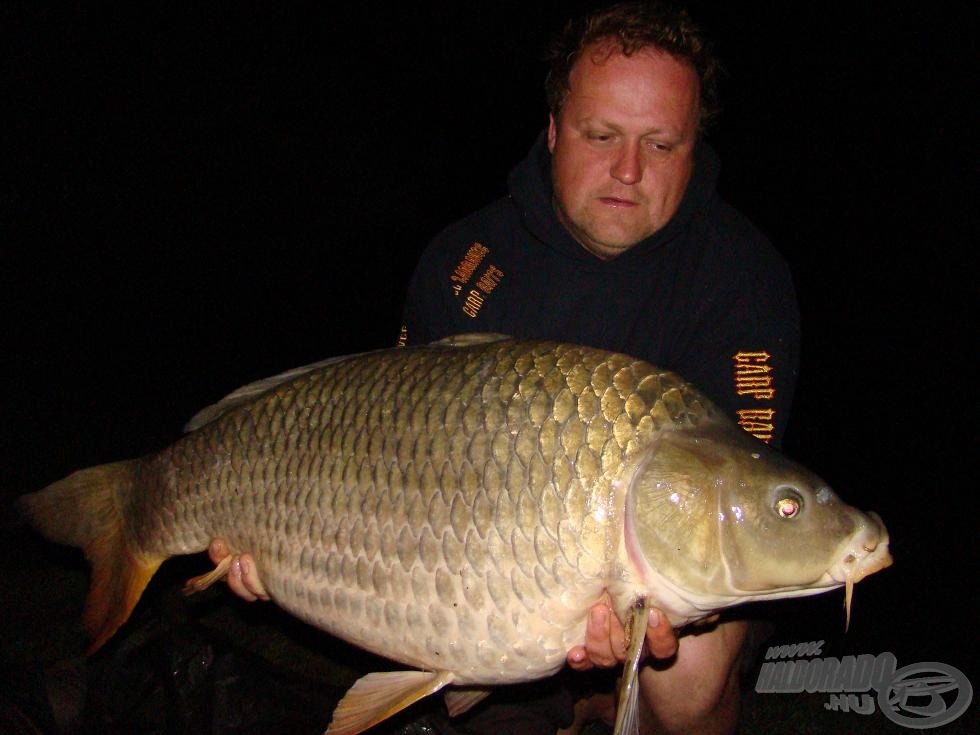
[21,334,892,733]
[141,335,647,682]
[132,341,712,683]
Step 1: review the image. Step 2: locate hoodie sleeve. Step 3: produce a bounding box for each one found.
[399,242,445,347]
[398,197,520,348]
[669,219,800,448]
[668,198,800,447]
[398,228,477,347]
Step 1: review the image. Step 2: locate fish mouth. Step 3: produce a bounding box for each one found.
[826,511,892,628]
[828,512,893,585]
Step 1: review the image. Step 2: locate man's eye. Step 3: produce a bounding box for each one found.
[587,133,613,143]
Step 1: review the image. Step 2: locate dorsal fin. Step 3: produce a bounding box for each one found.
[183,351,376,432]
[183,334,513,433]
[429,333,512,347]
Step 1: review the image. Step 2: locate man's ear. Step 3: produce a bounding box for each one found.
[547,113,558,153]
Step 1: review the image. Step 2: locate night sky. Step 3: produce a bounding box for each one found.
[3,0,976,729]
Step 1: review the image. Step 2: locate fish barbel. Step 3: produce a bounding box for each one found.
[20,334,892,733]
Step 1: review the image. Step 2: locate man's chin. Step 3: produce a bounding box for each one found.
[578,227,650,259]
[577,237,636,260]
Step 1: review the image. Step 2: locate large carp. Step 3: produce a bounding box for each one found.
[21,334,891,734]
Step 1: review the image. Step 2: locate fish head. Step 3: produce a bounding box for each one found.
[625,422,892,618]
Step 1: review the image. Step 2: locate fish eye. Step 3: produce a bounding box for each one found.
[773,489,803,519]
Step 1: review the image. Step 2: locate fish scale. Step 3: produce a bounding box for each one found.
[21,335,892,735]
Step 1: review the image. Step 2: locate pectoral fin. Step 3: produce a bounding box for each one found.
[613,597,650,735]
[325,670,455,735]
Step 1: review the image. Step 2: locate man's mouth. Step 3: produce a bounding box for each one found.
[598,196,638,207]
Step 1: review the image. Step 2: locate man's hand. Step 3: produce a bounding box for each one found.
[208,538,270,601]
[566,592,678,671]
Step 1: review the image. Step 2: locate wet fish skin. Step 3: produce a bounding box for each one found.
[20,334,891,734]
[127,335,690,682]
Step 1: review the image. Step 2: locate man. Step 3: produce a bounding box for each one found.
[215,2,799,732]
[399,2,799,731]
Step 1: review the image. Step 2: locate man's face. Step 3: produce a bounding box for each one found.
[548,43,700,260]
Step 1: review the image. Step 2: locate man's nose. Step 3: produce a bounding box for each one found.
[610,142,643,185]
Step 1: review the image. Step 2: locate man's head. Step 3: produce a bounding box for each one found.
[544,2,720,259]
[545,1,720,134]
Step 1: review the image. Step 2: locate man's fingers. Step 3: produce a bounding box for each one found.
[645,608,679,659]
[227,556,270,601]
[605,607,628,663]
[209,538,229,564]
[584,604,626,667]
[238,554,270,600]
[227,557,259,601]
[566,645,592,671]
[586,605,614,666]
[208,540,269,602]
[567,602,620,670]
[568,597,672,670]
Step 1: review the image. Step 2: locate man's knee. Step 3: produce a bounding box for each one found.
[638,620,748,734]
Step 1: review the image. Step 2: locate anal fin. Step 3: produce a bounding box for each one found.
[444,686,492,717]
[326,670,455,735]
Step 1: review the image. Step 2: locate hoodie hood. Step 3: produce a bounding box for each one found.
[507,131,721,267]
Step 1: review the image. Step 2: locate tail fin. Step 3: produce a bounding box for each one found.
[19,461,165,654]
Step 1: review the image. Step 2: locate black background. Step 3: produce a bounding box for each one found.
[2,0,976,730]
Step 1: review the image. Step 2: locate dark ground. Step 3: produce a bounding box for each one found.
[1,1,976,733]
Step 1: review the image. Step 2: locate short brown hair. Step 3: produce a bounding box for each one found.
[545,1,721,133]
